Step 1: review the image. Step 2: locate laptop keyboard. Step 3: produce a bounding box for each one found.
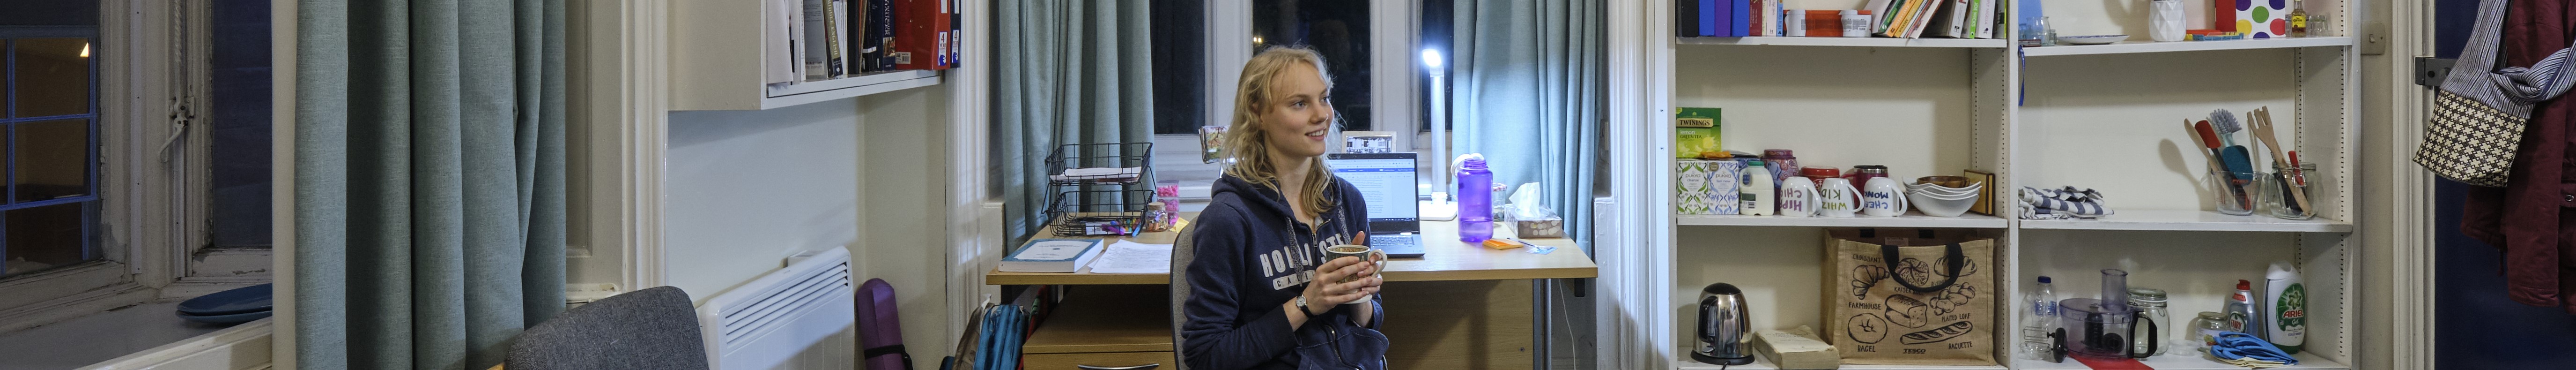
[1373,234,1418,249]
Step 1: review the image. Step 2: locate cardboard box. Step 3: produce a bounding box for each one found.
[1677,160,1716,215]
[1754,326,1841,370]
[1710,160,1744,215]
[1676,107,1724,158]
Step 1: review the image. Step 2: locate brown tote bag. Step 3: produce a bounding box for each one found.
[1820,228,1998,366]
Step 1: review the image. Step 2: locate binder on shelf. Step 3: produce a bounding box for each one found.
[767,0,799,84]
[947,0,962,67]
[1730,0,1752,37]
[893,0,954,70]
[1864,0,1895,34]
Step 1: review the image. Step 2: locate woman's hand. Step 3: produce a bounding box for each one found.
[1299,255,1382,312]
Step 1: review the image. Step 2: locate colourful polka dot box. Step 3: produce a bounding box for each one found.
[2218,0,2293,38]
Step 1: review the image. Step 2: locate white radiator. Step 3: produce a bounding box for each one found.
[700,248,858,370]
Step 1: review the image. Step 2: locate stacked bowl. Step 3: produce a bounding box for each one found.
[1907,176,1983,218]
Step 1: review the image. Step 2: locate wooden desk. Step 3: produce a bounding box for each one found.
[985,215,1597,285]
[996,213,1595,370]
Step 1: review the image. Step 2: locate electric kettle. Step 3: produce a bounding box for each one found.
[1694,283,1754,365]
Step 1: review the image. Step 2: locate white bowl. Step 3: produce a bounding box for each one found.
[1910,189,1981,200]
[1910,192,1979,217]
[1908,184,1982,197]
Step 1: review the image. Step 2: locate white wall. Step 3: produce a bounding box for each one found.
[661,84,956,369]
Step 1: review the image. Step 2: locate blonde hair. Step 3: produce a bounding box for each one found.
[1223,46,1339,219]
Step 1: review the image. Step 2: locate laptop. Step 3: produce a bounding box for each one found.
[1326,152,1426,258]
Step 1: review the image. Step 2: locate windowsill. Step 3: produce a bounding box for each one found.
[0,302,272,369]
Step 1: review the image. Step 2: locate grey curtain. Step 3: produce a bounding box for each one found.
[992,0,1155,243]
[1454,0,1604,250]
[293,0,568,368]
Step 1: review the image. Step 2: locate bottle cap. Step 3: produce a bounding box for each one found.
[2037,276,2051,284]
[2236,280,2252,290]
[1747,160,1766,167]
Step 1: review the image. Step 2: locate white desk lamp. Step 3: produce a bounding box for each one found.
[1418,48,1458,221]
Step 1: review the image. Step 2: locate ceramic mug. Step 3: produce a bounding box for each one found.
[1818,178,1860,218]
[1779,176,1819,217]
[1322,244,1387,304]
[1861,176,1910,217]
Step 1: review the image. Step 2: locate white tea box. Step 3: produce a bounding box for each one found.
[1676,160,1714,214]
[1710,160,1743,215]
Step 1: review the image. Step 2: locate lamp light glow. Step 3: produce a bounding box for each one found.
[1421,49,1442,69]
[79,43,90,58]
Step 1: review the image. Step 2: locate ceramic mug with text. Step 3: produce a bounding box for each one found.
[1779,176,1819,217]
[1818,178,1860,218]
[1861,176,1910,217]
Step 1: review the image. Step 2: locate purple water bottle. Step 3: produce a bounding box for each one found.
[1456,154,1494,242]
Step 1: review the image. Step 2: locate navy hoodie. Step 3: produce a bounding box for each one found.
[1181,173,1385,370]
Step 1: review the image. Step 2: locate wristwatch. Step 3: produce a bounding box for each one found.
[1295,296,1314,317]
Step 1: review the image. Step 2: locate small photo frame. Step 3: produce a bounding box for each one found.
[1199,126,1228,164]
[1342,131,1397,153]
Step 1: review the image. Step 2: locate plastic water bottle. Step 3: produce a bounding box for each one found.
[2021,276,2060,359]
[1456,154,1494,242]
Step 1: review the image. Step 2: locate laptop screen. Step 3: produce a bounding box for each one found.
[1326,153,1419,231]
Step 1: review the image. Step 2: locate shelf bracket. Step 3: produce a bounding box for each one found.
[2415,57,2458,88]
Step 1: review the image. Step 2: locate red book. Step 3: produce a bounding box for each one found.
[1803,10,1846,37]
[892,0,953,70]
[2216,0,2239,31]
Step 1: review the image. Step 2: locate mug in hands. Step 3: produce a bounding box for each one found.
[1322,244,1388,304]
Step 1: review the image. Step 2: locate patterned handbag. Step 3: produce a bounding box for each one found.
[2421,0,2576,187]
[2420,91,2527,187]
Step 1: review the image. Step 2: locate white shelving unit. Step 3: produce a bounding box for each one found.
[668,0,946,111]
[1628,0,2359,369]
[2010,353,2349,370]
[2019,210,2353,232]
[1679,36,2012,48]
[2020,37,2355,56]
[1679,213,2011,228]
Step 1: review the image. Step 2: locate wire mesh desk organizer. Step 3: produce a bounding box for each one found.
[1045,143,1155,236]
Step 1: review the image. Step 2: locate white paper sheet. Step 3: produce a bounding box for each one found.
[1085,240,1174,274]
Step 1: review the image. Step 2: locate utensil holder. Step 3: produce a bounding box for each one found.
[2149,0,2186,42]
[2208,165,2255,215]
[2258,163,2317,220]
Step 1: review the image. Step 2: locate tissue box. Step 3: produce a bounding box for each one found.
[1754,326,1840,370]
[1513,216,1565,238]
[1709,160,1743,215]
[1677,160,1715,215]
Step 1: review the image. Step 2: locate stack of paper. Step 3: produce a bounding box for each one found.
[1000,239,1105,273]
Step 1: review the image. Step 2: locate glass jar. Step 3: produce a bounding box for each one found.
[2208,164,2256,215]
[1762,149,1799,187]
[1851,165,1890,183]
[2191,311,2229,354]
[2257,162,2318,220]
[2126,287,2171,356]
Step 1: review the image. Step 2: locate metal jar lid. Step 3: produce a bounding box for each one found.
[2126,287,2169,305]
[1763,149,1795,158]
[1854,165,1888,174]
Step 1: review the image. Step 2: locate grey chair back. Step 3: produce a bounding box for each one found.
[507,286,709,370]
[1169,224,1197,370]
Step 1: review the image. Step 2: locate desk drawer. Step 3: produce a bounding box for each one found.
[1022,351,1174,370]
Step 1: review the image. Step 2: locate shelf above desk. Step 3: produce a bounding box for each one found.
[988,214,1598,285]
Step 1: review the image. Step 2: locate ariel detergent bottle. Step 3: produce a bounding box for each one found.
[1457,153,1494,242]
[2265,262,2306,354]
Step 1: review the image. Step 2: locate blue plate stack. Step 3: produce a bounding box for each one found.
[177,284,273,324]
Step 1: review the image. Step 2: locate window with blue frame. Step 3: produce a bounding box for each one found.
[0,34,101,278]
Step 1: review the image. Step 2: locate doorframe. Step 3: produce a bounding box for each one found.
[2372,0,2436,366]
